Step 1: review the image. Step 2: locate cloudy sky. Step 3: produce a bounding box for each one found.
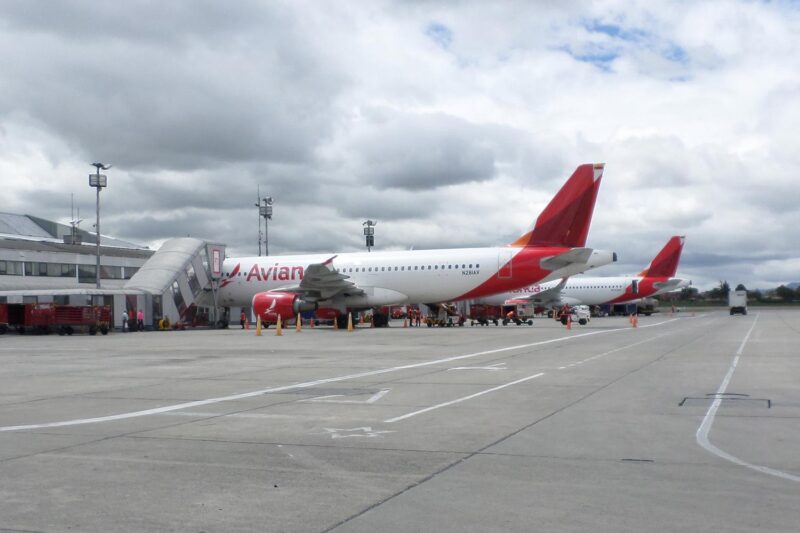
[1,0,798,290]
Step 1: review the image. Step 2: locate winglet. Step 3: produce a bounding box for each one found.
[638,236,685,277]
[510,163,604,248]
[322,255,338,266]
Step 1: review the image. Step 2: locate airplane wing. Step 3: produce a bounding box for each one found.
[275,256,365,302]
[539,248,594,271]
[505,278,568,305]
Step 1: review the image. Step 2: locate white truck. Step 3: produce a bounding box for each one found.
[558,304,591,325]
[728,290,747,315]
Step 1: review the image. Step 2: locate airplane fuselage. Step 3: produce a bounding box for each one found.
[218,246,614,309]
[479,275,689,307]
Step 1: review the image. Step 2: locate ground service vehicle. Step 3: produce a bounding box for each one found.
[0,304,8,334]
[2,303,111,335]
[729,290,747,315]
[557,304,590,325]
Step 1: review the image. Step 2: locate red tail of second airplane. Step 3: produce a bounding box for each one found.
[639,236,685,277]
[510,163,604,248]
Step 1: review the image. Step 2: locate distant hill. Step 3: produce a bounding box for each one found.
[788,282,800,290]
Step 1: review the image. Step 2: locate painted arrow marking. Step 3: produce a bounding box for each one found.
[448,362,507,371]
[303,389,390,404]
[322,426,395,439]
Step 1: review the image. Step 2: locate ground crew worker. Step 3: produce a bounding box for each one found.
[240,310,246,329]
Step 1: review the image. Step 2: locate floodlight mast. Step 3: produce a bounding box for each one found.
[261,197,273,256]
[255,187,274,256]
[362,219,376,252]
[89,163,110,289]
[255,186,262,256]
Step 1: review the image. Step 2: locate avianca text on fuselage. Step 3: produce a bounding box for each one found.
[245,263,305,283]
[217,163,616,323]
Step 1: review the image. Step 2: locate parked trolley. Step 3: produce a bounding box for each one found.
[1,303,111,335]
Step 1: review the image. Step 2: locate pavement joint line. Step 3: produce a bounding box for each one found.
[695,313,800,483]
[0,317,681,433]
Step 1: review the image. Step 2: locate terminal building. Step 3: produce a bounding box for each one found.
[0,212,226,331]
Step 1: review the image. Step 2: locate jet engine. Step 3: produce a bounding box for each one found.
[252,292,316,322]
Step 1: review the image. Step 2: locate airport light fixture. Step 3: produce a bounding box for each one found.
[260,196,273,256]
[363,219,376,252]
[89,162,111,289]
[254,195,262,256]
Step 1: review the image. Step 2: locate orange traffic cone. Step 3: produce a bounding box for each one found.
[334,314,339,329]
[275,315,283,336]
[566,314,572,330]
[309,316,314,329]
[295,313,302,332]
[255,316,262,336]
[403,316,408,328]
[359,314,364,325]
[245,318,250,330]
[347,312,354,332]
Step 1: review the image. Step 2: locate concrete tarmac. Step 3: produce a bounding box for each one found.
[0,310,798,532]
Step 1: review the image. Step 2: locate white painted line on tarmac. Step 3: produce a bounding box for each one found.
[0,318,680,432]
[696,314,800,483]
[557,333,667,369]
[384,372,545,423]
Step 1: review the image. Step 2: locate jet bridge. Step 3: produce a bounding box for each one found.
[124,238,226,326]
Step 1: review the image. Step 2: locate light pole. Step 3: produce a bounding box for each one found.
[255,188,263,256]
[260,197,273,256]
[89,163,110,289]
[363,219,376,252]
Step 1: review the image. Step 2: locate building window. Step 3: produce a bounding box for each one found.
[186,264,201,296]
[101,266,123,279]
[0,260,23,276]
[78,264,96,283]
[60,264,76,277]
[172,280,186,316]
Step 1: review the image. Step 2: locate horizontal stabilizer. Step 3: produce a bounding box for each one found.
[540,248,593,271]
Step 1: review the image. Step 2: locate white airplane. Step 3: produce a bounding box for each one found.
[218,163,616,327]
[475,235,690,310]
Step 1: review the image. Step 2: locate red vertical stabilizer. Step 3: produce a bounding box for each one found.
[639,236,686,277]
[510,163,604,248]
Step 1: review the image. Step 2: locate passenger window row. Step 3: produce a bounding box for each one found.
[226,263,481,277]
[335,263,479,273]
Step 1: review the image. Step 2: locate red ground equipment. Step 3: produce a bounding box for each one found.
[4,303,111,335]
